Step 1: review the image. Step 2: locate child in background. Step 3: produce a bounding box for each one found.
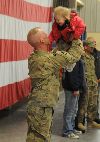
[62,59,84,139]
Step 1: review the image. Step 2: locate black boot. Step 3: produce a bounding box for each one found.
[94,118,100,124]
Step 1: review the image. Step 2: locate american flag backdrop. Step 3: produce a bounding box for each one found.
[0,0,53,110]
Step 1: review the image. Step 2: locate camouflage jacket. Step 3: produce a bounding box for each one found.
[83,53,98,87]
[28,39,84,107]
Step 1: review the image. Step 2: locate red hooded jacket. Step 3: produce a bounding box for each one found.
[49,11,86,43]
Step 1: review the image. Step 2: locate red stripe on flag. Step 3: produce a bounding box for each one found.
[0,39,33,62]
[0,78,31,110]
[0,0,52,22]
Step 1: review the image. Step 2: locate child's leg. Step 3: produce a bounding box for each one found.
[63,90,79,136]
[71,96,79,129]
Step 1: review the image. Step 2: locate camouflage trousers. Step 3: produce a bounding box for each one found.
[87,86,98,123]
[77,86,98,124]
[77,92,87,124]
[26,104,53,142]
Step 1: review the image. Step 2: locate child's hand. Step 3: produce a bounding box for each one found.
[73,90,80,96]
[97,79,100,83]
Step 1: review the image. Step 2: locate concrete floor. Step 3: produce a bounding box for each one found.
[0,91,100,142]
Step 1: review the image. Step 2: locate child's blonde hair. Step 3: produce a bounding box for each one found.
[54,6,70,18]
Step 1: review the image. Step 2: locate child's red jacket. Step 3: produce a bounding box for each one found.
[49,11,86,43]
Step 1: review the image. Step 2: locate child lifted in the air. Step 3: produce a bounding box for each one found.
[49,6,86,51]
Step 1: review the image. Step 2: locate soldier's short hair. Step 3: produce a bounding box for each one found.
[27,27,42,47]
[27,27,40,41]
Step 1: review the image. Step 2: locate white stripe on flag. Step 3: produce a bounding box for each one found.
[24,0,53,7]
[0,60,29,87]
[0,14,52,41]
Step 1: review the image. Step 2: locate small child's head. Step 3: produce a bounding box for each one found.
[54,6,70,26]
[83,37,96,53]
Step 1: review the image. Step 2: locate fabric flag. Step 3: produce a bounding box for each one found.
[0,0,53,110]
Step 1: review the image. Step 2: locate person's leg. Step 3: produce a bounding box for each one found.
[87,86,100,128]
[71,96,79,129]
[94,83,100,123]
[63,90,79,138]
[76,93,87,131]
[71,96,82,134]
[75,76,88,131]
[63,90,73,135]
[26,104,53,142]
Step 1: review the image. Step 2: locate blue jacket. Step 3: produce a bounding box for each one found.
[62,59,86,91]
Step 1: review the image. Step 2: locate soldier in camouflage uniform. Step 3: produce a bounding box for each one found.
[77,37,100,130]
[26,27,84,142]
